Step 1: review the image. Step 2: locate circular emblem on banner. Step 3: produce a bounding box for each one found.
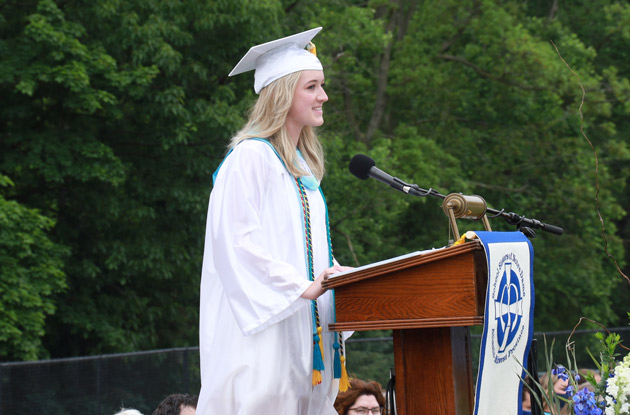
[491,253,526,363]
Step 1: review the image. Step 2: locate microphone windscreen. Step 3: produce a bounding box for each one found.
[349,154,375,180]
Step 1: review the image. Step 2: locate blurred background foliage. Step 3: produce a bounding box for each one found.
[1,0,628,388]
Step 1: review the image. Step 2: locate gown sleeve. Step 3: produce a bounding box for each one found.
[208,141,312,336]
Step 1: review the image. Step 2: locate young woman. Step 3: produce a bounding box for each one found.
[197,28,351,415]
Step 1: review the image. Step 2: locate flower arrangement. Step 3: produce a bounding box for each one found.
[604,352,630,415]
[526,315,630,415]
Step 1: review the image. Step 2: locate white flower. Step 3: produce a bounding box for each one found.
[605,354,630,415]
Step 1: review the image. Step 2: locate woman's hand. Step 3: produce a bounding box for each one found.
[301,265,354,300]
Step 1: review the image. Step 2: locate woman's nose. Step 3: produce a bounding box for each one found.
[319,88,328,102]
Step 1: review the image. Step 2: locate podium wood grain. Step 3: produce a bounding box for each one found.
[323,241,487,415]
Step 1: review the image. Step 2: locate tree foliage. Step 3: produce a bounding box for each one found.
[1,0,281,358]
[0,175,67,360]
[0,0,628,363]
[316,0,630,329]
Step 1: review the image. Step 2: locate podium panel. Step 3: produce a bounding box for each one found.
[323,241,487,415]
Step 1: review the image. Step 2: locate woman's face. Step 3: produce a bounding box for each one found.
[286,70,328,139]
[554,376,569,395]
[349,394,380,414]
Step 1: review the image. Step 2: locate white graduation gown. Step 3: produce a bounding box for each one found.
[197,140,340,415]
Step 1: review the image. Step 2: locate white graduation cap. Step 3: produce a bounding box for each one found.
[229,27,323,94]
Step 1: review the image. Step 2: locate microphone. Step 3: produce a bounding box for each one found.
[348,154,564,236]
[504,212,564,236]
[348,154,417,195]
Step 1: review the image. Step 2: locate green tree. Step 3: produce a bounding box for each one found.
[0,0,281,358]
[524,0,630,333]
[0,175,67,360]
[305,0,629,382]
[311,0,629,330]
[0,0,628,364]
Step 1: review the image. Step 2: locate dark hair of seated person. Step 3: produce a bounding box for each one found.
[152,393,198,415]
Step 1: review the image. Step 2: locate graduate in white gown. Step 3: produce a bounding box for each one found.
[197,27,352,415]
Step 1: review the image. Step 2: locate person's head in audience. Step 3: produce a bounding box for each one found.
[577,368,602,386]
[114,409,143,415]
[521,376,533,414]
[334,378,385,415]
[539,371,570,415]
[153,393,198,415]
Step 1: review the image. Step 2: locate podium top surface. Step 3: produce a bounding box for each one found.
[322,240,484,290]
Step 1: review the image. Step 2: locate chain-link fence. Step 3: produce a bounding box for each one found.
[1,347,200,415]
[2,328,628,415]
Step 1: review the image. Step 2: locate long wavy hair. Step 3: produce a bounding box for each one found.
[229,71,325,180]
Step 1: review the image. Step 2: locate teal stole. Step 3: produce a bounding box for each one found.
[212,138,349,390]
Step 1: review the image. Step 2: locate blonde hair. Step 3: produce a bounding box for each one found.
[538,372,570,415]
[229,71,325,180]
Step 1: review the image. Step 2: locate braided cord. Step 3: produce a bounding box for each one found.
[295,177,325,384]
[318,188,347,382]
[299,178,349,391]
[218,139,348,388]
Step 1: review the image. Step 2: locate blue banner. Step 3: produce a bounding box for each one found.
[473,231,535,415]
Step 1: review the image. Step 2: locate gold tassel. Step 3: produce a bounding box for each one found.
[312,369,322,385]
[339,355,350,391]
[452,233,467,246]
[453,230,477,246]
[307,41,317,57]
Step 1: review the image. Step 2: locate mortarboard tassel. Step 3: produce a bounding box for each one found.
[307,41,317,57]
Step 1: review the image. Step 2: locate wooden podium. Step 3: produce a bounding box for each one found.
[322,241,488,415]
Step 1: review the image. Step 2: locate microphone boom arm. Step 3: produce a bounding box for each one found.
[391,178,563,236]
[347,154,563,236]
